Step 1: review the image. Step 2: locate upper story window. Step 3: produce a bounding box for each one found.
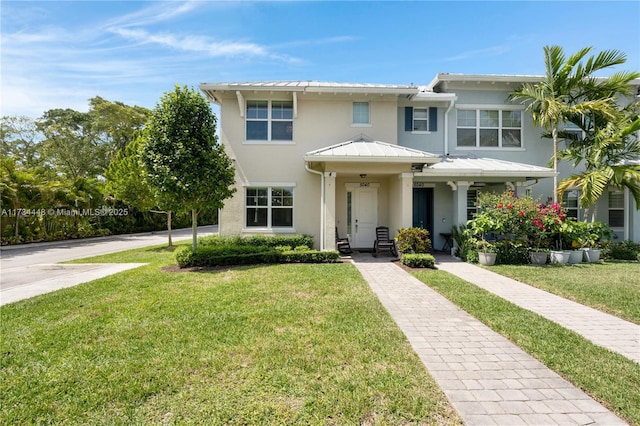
[352,102,370,126]
[246,100,293,141]
[457,108,522,148]
[404,107,437,132]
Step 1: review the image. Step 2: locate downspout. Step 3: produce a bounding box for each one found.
[444,99,455,156]
[305,162,325,250]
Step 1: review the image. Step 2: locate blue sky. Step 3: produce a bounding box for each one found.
[2,1,639,118]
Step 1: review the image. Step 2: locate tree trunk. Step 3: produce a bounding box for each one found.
[167,211,173,247]
[192,209,198,251]
[14,212,20,239]
[552,127,558,204]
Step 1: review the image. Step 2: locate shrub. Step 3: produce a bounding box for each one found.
[395,227,432,253]
[198,234,313,249]
[605,240,640,260]
[400,253,436,268]
[493,241,530,265]
[175,234,339,267]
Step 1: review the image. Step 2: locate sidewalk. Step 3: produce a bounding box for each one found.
[435,256,640,364]
[0,226,216,306]
[351,254,628,426]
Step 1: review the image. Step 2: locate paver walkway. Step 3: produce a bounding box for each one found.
[352,255,628,426]
[436,256,640,364]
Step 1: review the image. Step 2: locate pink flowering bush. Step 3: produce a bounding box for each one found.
[466,190,573,263]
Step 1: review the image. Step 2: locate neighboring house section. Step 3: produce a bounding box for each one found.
[200,76,640,251]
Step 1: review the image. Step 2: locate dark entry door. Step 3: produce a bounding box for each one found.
[412,187,434,239]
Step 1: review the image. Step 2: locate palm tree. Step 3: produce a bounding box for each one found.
[558,109,640,220]
[509,45,635,203]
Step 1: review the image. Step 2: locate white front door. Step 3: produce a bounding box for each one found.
[353,186,378,248]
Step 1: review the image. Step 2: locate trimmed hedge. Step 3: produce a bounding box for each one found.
[176,236,339,268]
[198,234,314,249]
[400,253,436,269]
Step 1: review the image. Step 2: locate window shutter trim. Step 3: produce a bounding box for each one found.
[405,107,413,132]
[429,107,438,132]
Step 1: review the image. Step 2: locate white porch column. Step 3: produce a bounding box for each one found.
[400,173,414,229]
[390,173,414,233]
[323,172,336,251]
[448,181,473,226]
[506,181,528,197]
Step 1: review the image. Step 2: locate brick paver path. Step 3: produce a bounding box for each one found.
[353,257,627,425]
[436,256,640,364]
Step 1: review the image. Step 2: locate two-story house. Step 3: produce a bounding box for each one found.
[199,75,640,251]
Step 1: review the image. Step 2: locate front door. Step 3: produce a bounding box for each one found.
[353,186,378,248]
[413,187,434,239]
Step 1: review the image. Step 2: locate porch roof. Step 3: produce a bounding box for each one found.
[304,135,441,164]
[417,155,556,178]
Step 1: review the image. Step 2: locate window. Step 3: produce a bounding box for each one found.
[562,190,581,220]
[561,121,585,149]
[467,190,478,221]
[413,108,429,131]
[608,190,624,228]
[404,107,438,132]
[246,187,293,228]
[352,102,370,125]
[457,108,522,148]
[246,100,293,141]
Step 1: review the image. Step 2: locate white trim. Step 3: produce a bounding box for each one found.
[243,182,297,187]
[236,91,245,117]
[456,104,525,110]
[241,228,297,234]
[455,147,526,152]
[244,141,296,145]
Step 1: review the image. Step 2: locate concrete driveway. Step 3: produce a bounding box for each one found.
[0,226,217,305]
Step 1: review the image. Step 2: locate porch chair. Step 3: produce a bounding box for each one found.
[335,227,353,254]
[372,226,398,257]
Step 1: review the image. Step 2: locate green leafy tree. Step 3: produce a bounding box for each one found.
[558,111,640,217]
[1,116,43,167]
[105,136,175,246]
[509,45,637,202]
[140,85,235,250]
[37,108,105,179]
[88,96,150,154]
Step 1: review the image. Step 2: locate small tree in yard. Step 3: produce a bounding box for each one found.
[140,85,235,250]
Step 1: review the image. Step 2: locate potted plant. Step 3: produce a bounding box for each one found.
[578,222,611,262]
[477,240,497,266]
[561,219,585,264]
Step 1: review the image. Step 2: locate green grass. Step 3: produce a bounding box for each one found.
[1,245,461,425]
[413,269,640,425]
[487,262,640,324]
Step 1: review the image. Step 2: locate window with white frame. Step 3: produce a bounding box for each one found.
[561,121,585,149]
[352,102,370,125]
[562,190,581,220]
[467,190,478,221]
[246,100,293,141]
[413,108,429,131]
[608,190,624,228]
[457,108,522,148]
[246,187,294,228]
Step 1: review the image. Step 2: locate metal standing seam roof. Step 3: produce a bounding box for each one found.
[304,137,441,163]
[418,156,556,177]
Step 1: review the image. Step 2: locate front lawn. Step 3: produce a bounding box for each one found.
[487,262,640,324]
[1,245,461,425]
[413,269,640,425]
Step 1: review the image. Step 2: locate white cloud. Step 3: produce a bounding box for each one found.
[442,46,511,62]
[109,27,270,58]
